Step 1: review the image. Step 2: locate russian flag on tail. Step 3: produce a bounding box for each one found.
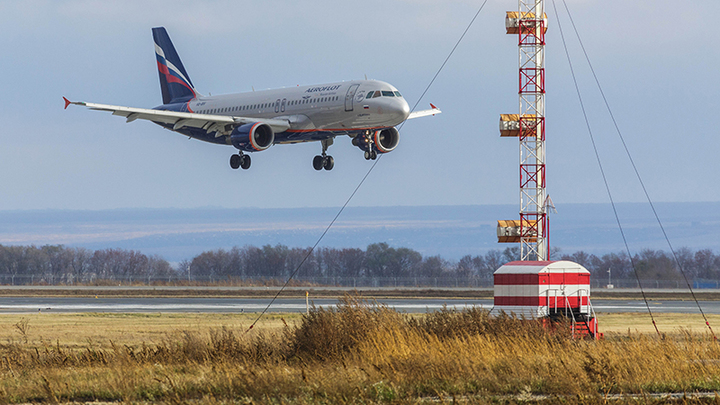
[152,27,197,104]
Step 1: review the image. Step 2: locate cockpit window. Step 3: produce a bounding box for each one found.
[365,90,402,99]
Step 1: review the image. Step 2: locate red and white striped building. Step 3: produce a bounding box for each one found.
[491,260,593,320]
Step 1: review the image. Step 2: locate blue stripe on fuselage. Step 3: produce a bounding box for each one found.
[160,125,345,147]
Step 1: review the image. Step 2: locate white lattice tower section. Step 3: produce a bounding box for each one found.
[517,0,547,261]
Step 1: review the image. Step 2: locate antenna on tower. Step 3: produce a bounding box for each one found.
[545,195,557,214]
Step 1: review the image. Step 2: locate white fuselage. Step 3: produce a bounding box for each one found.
[181,79,410,144]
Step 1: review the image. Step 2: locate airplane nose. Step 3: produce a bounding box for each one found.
[395,98,410,122]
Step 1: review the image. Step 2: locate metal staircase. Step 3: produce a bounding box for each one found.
[545,288,599,339]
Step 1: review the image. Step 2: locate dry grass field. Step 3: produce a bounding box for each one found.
[2,300,720,404]
[2,311,718,348]
[0,312,299,349]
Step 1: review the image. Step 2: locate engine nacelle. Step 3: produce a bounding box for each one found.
[230,122,274,152]
[352,127,400,154]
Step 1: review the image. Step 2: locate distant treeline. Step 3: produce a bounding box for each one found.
[0,243,717,285]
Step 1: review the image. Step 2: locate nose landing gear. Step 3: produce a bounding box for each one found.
[230,153,251,170]
[354,131,378,160]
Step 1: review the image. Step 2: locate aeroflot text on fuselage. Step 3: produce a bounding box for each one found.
[64,27,440,171]
[305,85,342,93]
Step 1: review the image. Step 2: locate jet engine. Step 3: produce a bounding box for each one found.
[230,122,274,152]
[352,127,400,154]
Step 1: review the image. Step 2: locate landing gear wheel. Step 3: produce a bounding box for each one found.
[323,155,334,170]
[364,151,371,160]
[370,150,378,160]
[240,154,251,170]
[230,154,242,169]
[313,155,324,171]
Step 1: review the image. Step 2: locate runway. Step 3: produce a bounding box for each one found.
[0,297,718,314]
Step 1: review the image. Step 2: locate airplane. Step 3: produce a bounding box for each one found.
[64,27,441,171]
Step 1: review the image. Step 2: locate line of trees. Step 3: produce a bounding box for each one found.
[0,243,718,285]
[560,247,720,281]
[182,243,512,281]
[0,245,173,285]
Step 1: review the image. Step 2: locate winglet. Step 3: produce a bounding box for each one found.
[430,103,437,109]
[63,97,71,110]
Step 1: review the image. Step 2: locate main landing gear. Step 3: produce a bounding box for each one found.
[230,153,251,170]
[364,150,377,160]
[313,155,334,170]
[313,139,334,171]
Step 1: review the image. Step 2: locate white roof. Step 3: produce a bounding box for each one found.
[494,260,590,275]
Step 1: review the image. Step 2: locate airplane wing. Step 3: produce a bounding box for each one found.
[407,103,442,120]
[63,97,291,136]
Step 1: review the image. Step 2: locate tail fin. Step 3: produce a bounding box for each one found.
[152,27,197,104]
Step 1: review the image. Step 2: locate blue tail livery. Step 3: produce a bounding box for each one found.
[152,27,197,104]
[64,27,440,171]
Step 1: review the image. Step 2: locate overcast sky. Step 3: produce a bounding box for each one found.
[1,0,717,211]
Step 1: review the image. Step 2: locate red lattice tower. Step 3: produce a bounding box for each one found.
[498,1,549,261]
